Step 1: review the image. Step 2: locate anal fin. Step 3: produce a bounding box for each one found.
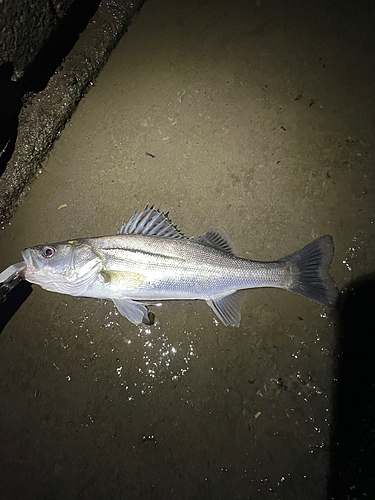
[207,290,246,327]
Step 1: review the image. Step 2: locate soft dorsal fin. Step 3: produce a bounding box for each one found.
[117,206,187,239]
[194,230,235,255]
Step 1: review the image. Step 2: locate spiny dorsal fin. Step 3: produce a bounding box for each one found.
[194,230,235,255]
[117,206,187,239]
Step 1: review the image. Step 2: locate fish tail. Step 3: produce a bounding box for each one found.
[283,235,338,307]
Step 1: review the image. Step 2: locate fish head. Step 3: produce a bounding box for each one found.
[21,239,101,295]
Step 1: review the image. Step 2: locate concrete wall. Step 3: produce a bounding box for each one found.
[0,0,76,80]
[0,0,145,226]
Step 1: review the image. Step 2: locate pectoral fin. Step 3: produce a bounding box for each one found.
[100,270,146,288]
[207,290,246,327]
[113,299,154,325]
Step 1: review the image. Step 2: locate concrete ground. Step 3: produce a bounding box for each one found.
[0,0,374,499]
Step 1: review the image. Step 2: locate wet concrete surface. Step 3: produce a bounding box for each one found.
[1,0,375,498]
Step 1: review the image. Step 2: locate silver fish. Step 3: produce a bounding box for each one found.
[21,206,337,326]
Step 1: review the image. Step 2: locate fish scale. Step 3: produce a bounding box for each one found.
[21,206,338,327]
[90,235,289,297]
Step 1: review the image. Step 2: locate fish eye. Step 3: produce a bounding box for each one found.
[42,246,56,258]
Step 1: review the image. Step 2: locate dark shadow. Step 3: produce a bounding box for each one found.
[0,62,22,175]
[0,0,101,176]
[328,272,375,499]
[0,281,33,333]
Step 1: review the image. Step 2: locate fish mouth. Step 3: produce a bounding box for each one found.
[21,248,40,274]
[21,249,33,268]
[21,248,57,286]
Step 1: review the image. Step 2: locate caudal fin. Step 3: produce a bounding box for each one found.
[285,235,338,307]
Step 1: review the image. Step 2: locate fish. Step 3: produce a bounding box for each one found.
[21,206,338,327]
